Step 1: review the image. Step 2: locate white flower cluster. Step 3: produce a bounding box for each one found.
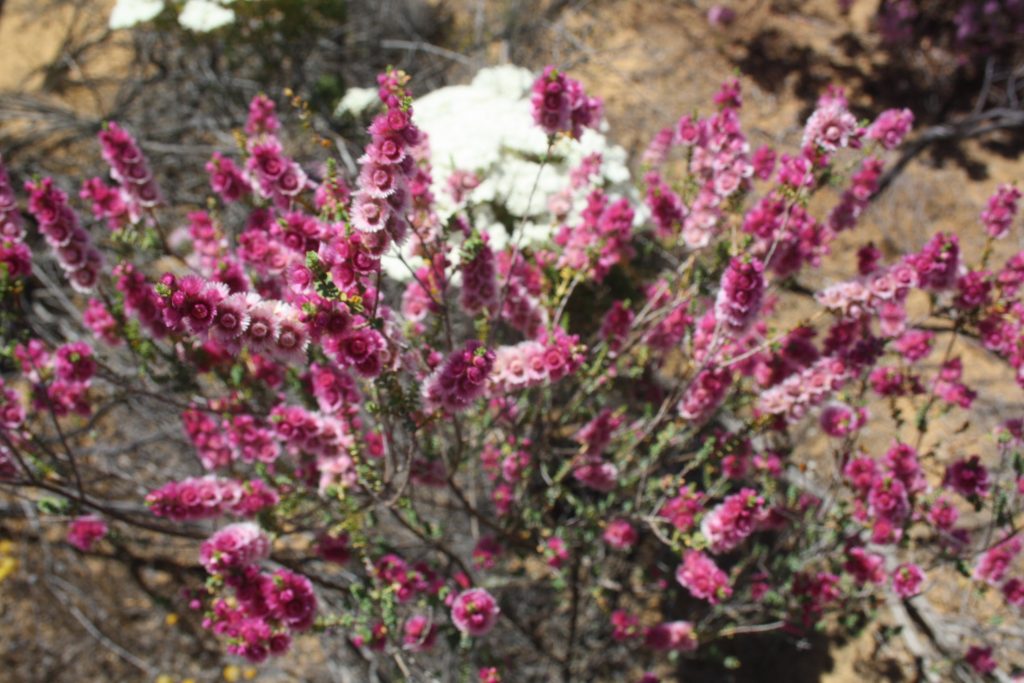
[337,66,634,278]
[110,0,238,33]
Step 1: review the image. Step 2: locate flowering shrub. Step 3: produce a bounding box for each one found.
[2,61,1024,681]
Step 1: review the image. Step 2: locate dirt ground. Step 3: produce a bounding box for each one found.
[2,0,1022,681]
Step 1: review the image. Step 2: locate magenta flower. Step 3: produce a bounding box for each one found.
[944,455,990,499]
[451,587,500,637]
[701,488,769,554]
[530,65,602,140]
[974,536,1022,585]
[981,184,1021,239]
[866,108,914,150]
[67,515,108,551]
[844,547,885,585]
[676,550,732,604]
[964,645,997,675]
[891,563,924,598]
[403,614,438,652]
[199,522,271,575]
[264,568,317,631]
[644,620,698,652]
[802,95,860,154]
[603,519,638,551]
[422,340,495,412]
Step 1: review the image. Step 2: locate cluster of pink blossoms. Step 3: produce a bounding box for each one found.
[0,156,30,280]
[66,515,108,552]
[489,330,585,393]
[203,565,316,662]
[981,184,1021,239]
[659,484,704,532]
[95,121,162,223]
[973,536,1022,590]
[145,476,278,521]
[676,550,732,604]
[865,108,914,150]
[13,339,95,418]
[480,438,533,516]
[554,189,635,282]
[675,91,754,248]
[459,234,497,313]
[422,340,495,412]
[24,177,102,292]
[373,553,445,604]
[206,151,251,204]
[815,260,918,336]
[842,441,927,544]
[572,409,624,492]
[700,488,769,554]
[758,356,850,421]
[199,522,271,574]
[349,70,426,254]
[827,156,884,234]
[529,65,603,140]
[243,96,309,208]
[678,367,733,424]
[495,250,547,336]
[715,257,765,337]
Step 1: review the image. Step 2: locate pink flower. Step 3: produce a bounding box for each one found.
[572,459,619,492]
[891,563,924,597]
[603,519,638,550]
[451,587,500,636]
[1001,577,1024,606]
[820,402,866,437]
[802,95,860,153]
[707,5,736,27]
[244,94,280,136]
[925,497,958,533]
[974,536,1022,585]
[544,536,570,569]
[907,232,959,290]
[472,536,502,569]
[981,184,1021,239]
[403,614,438,652]
[422,340,495,412]
[866,108,913,150]
[715,257,765,337]
[659,485,704,532]
[701,488,768,554]
[264,568,317,631]
[200,522,271,574]
[67,515,107,551]
[610,610,640,641]
[644,620,698,652]
[676,550,732,604]
[315,532,351,564]
[530,66,602,140]
[478,667,501,683]
[964,645,997,675]
[844,547,885,585]
[678,366,732,423]
[944,455,990,498]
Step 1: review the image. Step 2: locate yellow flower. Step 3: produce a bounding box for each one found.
[164,613,179,626]
[223,665,241,682]
[0,557,18,583]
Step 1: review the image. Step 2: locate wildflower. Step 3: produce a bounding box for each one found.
[451,587,500,636]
